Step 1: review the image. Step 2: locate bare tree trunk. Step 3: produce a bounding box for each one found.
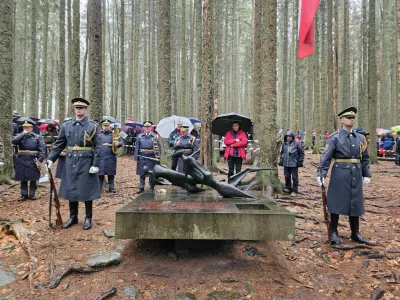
[120,0,126,120]
[70,0,81,98]
[0,0,15,181]
[88,0,103,122]
[200,0,213,169]
[159,0,171,119]
[368,0,377,164]
[58,0,66,121]
[28,0,38,117]
[40,0,49,118]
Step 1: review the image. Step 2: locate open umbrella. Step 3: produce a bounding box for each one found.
[156,115,193,138]
[390,125,400,133]
[211,112,252,136]
[377,129,393,135]
[125,121,143,128]
[188,117,201,124]
[37,118,57,125]
[102,116,118,123]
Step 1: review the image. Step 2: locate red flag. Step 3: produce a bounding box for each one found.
[298,0,320,59]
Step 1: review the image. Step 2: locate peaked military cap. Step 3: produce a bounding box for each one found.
[338,106,357,118]
[143,121,153,127]
[71,97,90,107]
[22,119,35,127]
[101,119,111,125]
[181,125,190,132]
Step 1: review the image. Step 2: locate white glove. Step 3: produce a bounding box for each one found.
[46,160,53,169]
[363,177,370,184]
[89,166,99,174]
[317,177,324,187]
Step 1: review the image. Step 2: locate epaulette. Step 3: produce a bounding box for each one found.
[63,117,72,123]
[328,131,339,139]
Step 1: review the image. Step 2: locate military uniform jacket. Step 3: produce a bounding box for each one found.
[175,134,199,173]
[318,128,371,216]
[48,116,102,202]
[134,132,162,176]
[12,133,45,181]
[98,130,122,176]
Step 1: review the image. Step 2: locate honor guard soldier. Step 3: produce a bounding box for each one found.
[173,125,199,173]
[134,121,161,194]
[98,119,122,193]
[47,98,102,230]
[12,119,45,201]
[317,107,371,244]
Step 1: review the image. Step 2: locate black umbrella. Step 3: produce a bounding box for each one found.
[37,118,57,125]
[211,112,252,136]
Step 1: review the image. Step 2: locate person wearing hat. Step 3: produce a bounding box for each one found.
[47,98,102,230]
[317,107,371,245]
[12,119,46,201]
[173,125,199,173]
[223,121,248,179]
[98,119,123,193]
[168,120,183,171]
[395,131,400,168]
[134,121,162,193]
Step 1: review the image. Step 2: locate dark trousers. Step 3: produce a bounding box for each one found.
[20,181,37,196]
[396,153,400,166]
[283,167,299,193]
[139,174,152,189]
[171,156,178,171]
[125,143,134,155]
[227,156,243,179]
[99,175,115,190]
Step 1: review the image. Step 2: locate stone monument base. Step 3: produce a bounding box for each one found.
[115,190,295,241]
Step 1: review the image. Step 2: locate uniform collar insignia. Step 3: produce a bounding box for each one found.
[73,116,88,125]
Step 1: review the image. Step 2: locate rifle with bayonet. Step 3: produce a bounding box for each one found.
[47,165,63,228]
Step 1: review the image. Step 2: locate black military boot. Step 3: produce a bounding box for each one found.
[29,194,36,200]
[283,177,292,194]
[63,202,79,229]
[19,195,28,201]
[350,216,369,244]
[136,187,145,194]
[330,213,340,245]
[83,201,92,230]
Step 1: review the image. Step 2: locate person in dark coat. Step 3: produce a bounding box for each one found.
[47,98,102,230]
[395,131,400,168]
[317,107,371,245]
[125,127,135,155]
[134,121,162,193]
[168,120,183,170]
[98,119,123,193]
[173,125,199,173]
[12,119,45,201]
[279,131,304,196]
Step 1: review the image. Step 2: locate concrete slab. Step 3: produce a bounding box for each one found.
[115,190,295,241]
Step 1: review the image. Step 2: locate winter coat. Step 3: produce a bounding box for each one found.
[98,130,122,176]
[55,153,66,179]
[168,128,182,149]
[174,134,199,173]
[12,133,45,181]
[279,133,304,168]
[223,130,247,159]
[317,128,371,216]
[47,116,102,202]
[134,132,162,176]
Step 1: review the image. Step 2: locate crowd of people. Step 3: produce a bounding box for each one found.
[9,99,396,246]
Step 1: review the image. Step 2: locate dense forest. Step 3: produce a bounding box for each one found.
[1,0,399,182]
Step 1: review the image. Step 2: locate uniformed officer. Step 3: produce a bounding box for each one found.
[12,119,45,201]
[47,98,102,230]
[134,121,161,194]
[98,119,122,193]
[317,107,371,244]
[173,125,199,173]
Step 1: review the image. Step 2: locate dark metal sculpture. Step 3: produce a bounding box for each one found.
[139,153,272,199]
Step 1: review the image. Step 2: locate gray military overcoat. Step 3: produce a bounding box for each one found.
[48,116,102,202]
[318,128,371,216]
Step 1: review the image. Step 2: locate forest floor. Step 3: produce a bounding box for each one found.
[0,152,399,300]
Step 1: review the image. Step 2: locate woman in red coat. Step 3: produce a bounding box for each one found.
[223,121,248,179]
